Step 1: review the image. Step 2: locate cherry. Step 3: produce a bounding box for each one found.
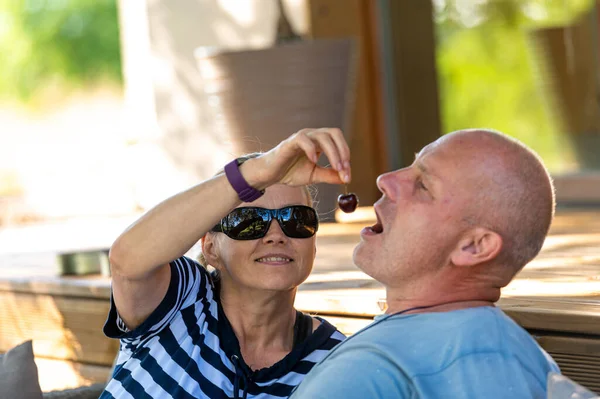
[338,193,358,213]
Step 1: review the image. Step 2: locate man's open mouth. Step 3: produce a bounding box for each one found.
[369,211,383,234]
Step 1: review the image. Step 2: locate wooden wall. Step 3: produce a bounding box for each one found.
[0,289,117,391]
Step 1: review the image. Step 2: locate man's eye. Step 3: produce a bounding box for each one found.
[417,180,428,191]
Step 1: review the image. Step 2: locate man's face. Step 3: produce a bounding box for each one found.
[353,135,478,288]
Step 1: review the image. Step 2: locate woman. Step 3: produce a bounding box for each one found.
[100,128,352,398]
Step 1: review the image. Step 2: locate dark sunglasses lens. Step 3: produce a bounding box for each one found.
[223,208,270,240]
[279,206,318,238]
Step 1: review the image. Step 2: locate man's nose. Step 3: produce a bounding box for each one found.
[376,169,407,200]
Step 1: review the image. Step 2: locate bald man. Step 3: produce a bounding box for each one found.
[291,129,559,399]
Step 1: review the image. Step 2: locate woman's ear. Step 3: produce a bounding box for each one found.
[201,234,222,268]
[451,228,503,267]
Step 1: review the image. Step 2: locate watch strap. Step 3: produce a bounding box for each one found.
[224,158,264,202]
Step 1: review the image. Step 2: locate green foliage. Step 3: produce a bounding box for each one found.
[434,0,595,172]
[0,0,122,103]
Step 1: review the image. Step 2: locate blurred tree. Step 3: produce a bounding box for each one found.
[0,0,122,104]
[433,0,595,172]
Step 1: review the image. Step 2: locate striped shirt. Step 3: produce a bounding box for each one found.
[100,256,346,399]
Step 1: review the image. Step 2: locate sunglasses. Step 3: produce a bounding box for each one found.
[211,205,319,240]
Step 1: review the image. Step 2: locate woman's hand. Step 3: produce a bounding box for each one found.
[247,128,352,188]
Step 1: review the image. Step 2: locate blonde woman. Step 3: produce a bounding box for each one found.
[101,128,351,399]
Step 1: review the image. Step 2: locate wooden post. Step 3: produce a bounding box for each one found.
[380,0,442,167]
[307,0,386,206]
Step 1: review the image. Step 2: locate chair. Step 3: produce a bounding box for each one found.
[547,372,599,399]
[195,38,358,220]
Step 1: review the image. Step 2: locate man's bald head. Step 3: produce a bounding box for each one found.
[443,129,555,272]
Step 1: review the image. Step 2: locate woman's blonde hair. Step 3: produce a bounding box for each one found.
[197,152,317,270]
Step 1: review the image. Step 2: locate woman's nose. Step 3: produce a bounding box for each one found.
[262,219,288,244]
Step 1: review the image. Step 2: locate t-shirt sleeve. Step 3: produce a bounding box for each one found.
[103,256,212,341]
[290,346,413,399]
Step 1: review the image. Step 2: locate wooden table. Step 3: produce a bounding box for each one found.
[1,208,599,392]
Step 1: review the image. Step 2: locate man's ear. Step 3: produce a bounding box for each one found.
[201,234,222,268]
[451,228,503,267]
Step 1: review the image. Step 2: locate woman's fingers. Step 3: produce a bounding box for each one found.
[308,128,351,183]
[325,128,351,182]
[309,131,341,167]
[294,132,319,164]
[311,166,345,185]
[269,127,351,186]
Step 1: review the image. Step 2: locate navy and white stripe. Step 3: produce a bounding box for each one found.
[101,256,345,398]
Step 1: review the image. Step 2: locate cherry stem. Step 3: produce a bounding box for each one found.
[344,184,348,195]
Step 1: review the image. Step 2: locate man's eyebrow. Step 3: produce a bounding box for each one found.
[414,159,440,181]
[416,161,429,175]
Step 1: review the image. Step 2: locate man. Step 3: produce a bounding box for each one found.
[290,128,559,398]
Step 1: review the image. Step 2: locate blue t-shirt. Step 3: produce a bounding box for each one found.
[290,306,559,399]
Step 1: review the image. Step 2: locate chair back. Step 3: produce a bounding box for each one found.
[547,372,599,399]
[195,38,358,219]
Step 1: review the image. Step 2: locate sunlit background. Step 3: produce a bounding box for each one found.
[1,0,598,225]
[0,0,311,225]
[1,0,600,394]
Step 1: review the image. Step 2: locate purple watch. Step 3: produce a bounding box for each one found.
[224,158,264,202]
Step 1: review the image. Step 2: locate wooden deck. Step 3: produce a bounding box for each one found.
[0,208,599,392]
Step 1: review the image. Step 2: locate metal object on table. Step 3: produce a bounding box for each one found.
[56,249,110,277]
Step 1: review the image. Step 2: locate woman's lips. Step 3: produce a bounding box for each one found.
[255,255,294,265]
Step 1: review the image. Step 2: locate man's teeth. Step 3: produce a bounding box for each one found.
[257,257,291,262]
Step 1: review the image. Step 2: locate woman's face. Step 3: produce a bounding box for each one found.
[206,184,317,293]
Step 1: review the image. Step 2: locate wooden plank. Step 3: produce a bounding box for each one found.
[297,290,600,335]
[0,275,111,299]
[314,315,373,336]
[296,287,385,318]
[331,207,600,233]
[535,335,600,355]
[554,173,600,204]
[542,350,600,394]
[545,209,600,233]
[299,296,600,335]
[0,291,119,366]
[499,297,600,336]
[35,357,110,393]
